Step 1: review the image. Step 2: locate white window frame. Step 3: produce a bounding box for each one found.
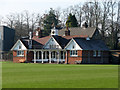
[70,50,78,57]
[93,50,96,57]
[17,50,24,56]
[98,50,101,57]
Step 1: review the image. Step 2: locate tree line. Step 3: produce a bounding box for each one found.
[0,1,120,50]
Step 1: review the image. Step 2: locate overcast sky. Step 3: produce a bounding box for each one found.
[0,0,85,17]
[0,0,118,19]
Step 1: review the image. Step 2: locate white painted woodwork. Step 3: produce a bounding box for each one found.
[37,51,39,59]
[65,39,82,50]
[49,51,51,63]
[63,51,65,62]
[51,27,58,36]
[44,37,61,49]
[41,51,44,63]
[34,51,36,63]
[12,40,27,50]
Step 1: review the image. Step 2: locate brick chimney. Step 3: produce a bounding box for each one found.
[36,27,42,38]
[83,22,88,28]
[65,27,70,36]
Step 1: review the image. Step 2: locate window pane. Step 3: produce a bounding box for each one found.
[98,51,101,56]
[76,51,77,55]
[22,51,24,55]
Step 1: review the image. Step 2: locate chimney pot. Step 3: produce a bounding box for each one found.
[65,27,70,36]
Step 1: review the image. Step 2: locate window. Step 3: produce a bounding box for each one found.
[72,45,75,49]
[70,50,78,56]
[98,50,101,57]
[17,51,24,56]
[93,50,96,57]
[49,45,59,49]
[19,45,21,49]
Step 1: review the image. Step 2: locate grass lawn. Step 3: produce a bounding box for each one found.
[2,61,118,88]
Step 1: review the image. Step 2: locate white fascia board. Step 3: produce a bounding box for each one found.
[64,38,82,50]
[72,39,82,50]
[11,39,27,51]
[43,36,62,49]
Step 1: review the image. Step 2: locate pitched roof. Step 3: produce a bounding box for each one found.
[20,38,43,49]
[18,34,108,50]
[58,27,96,38]
[32,36,51,45]
[52,36,70,49]
[32,35,83,49]
[74,38,109,50]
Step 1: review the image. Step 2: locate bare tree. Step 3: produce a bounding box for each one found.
[74,4,82,27]
[101,1,110,39]
[5,14,15,28]
[109,0,116,49]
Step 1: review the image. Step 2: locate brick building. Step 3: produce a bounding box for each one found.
[11,25,109,64]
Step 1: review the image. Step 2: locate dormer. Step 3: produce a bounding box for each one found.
[51,27,58,36]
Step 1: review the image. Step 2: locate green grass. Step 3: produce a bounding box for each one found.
[2,61,118,88]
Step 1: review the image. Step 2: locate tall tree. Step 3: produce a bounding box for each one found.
[66,13,78,27]
[43,8,59,36]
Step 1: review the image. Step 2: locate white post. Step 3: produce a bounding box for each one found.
[63,51,65,63]
[45,51,47,59]
[41,51,44,63]
[49,51,51,63]
[34,51,36,63]
[57,51,60,64]
[37,51,39,59]
[59,51,61,63]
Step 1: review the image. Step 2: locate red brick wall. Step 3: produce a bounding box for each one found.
[27,51,34,62]
[65,50,82,64]
[13,50,26,63]
[65,50,109,64]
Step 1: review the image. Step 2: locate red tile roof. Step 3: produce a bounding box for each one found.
[32,36,51,45]
[32,35,88,45]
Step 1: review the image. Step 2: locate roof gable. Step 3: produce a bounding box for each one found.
[44,36,62,49]
[65,38,82,50]
[11,40,27,50]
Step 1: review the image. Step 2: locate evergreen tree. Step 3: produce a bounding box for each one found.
[66,13,78,27]
[43,8,59,36]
